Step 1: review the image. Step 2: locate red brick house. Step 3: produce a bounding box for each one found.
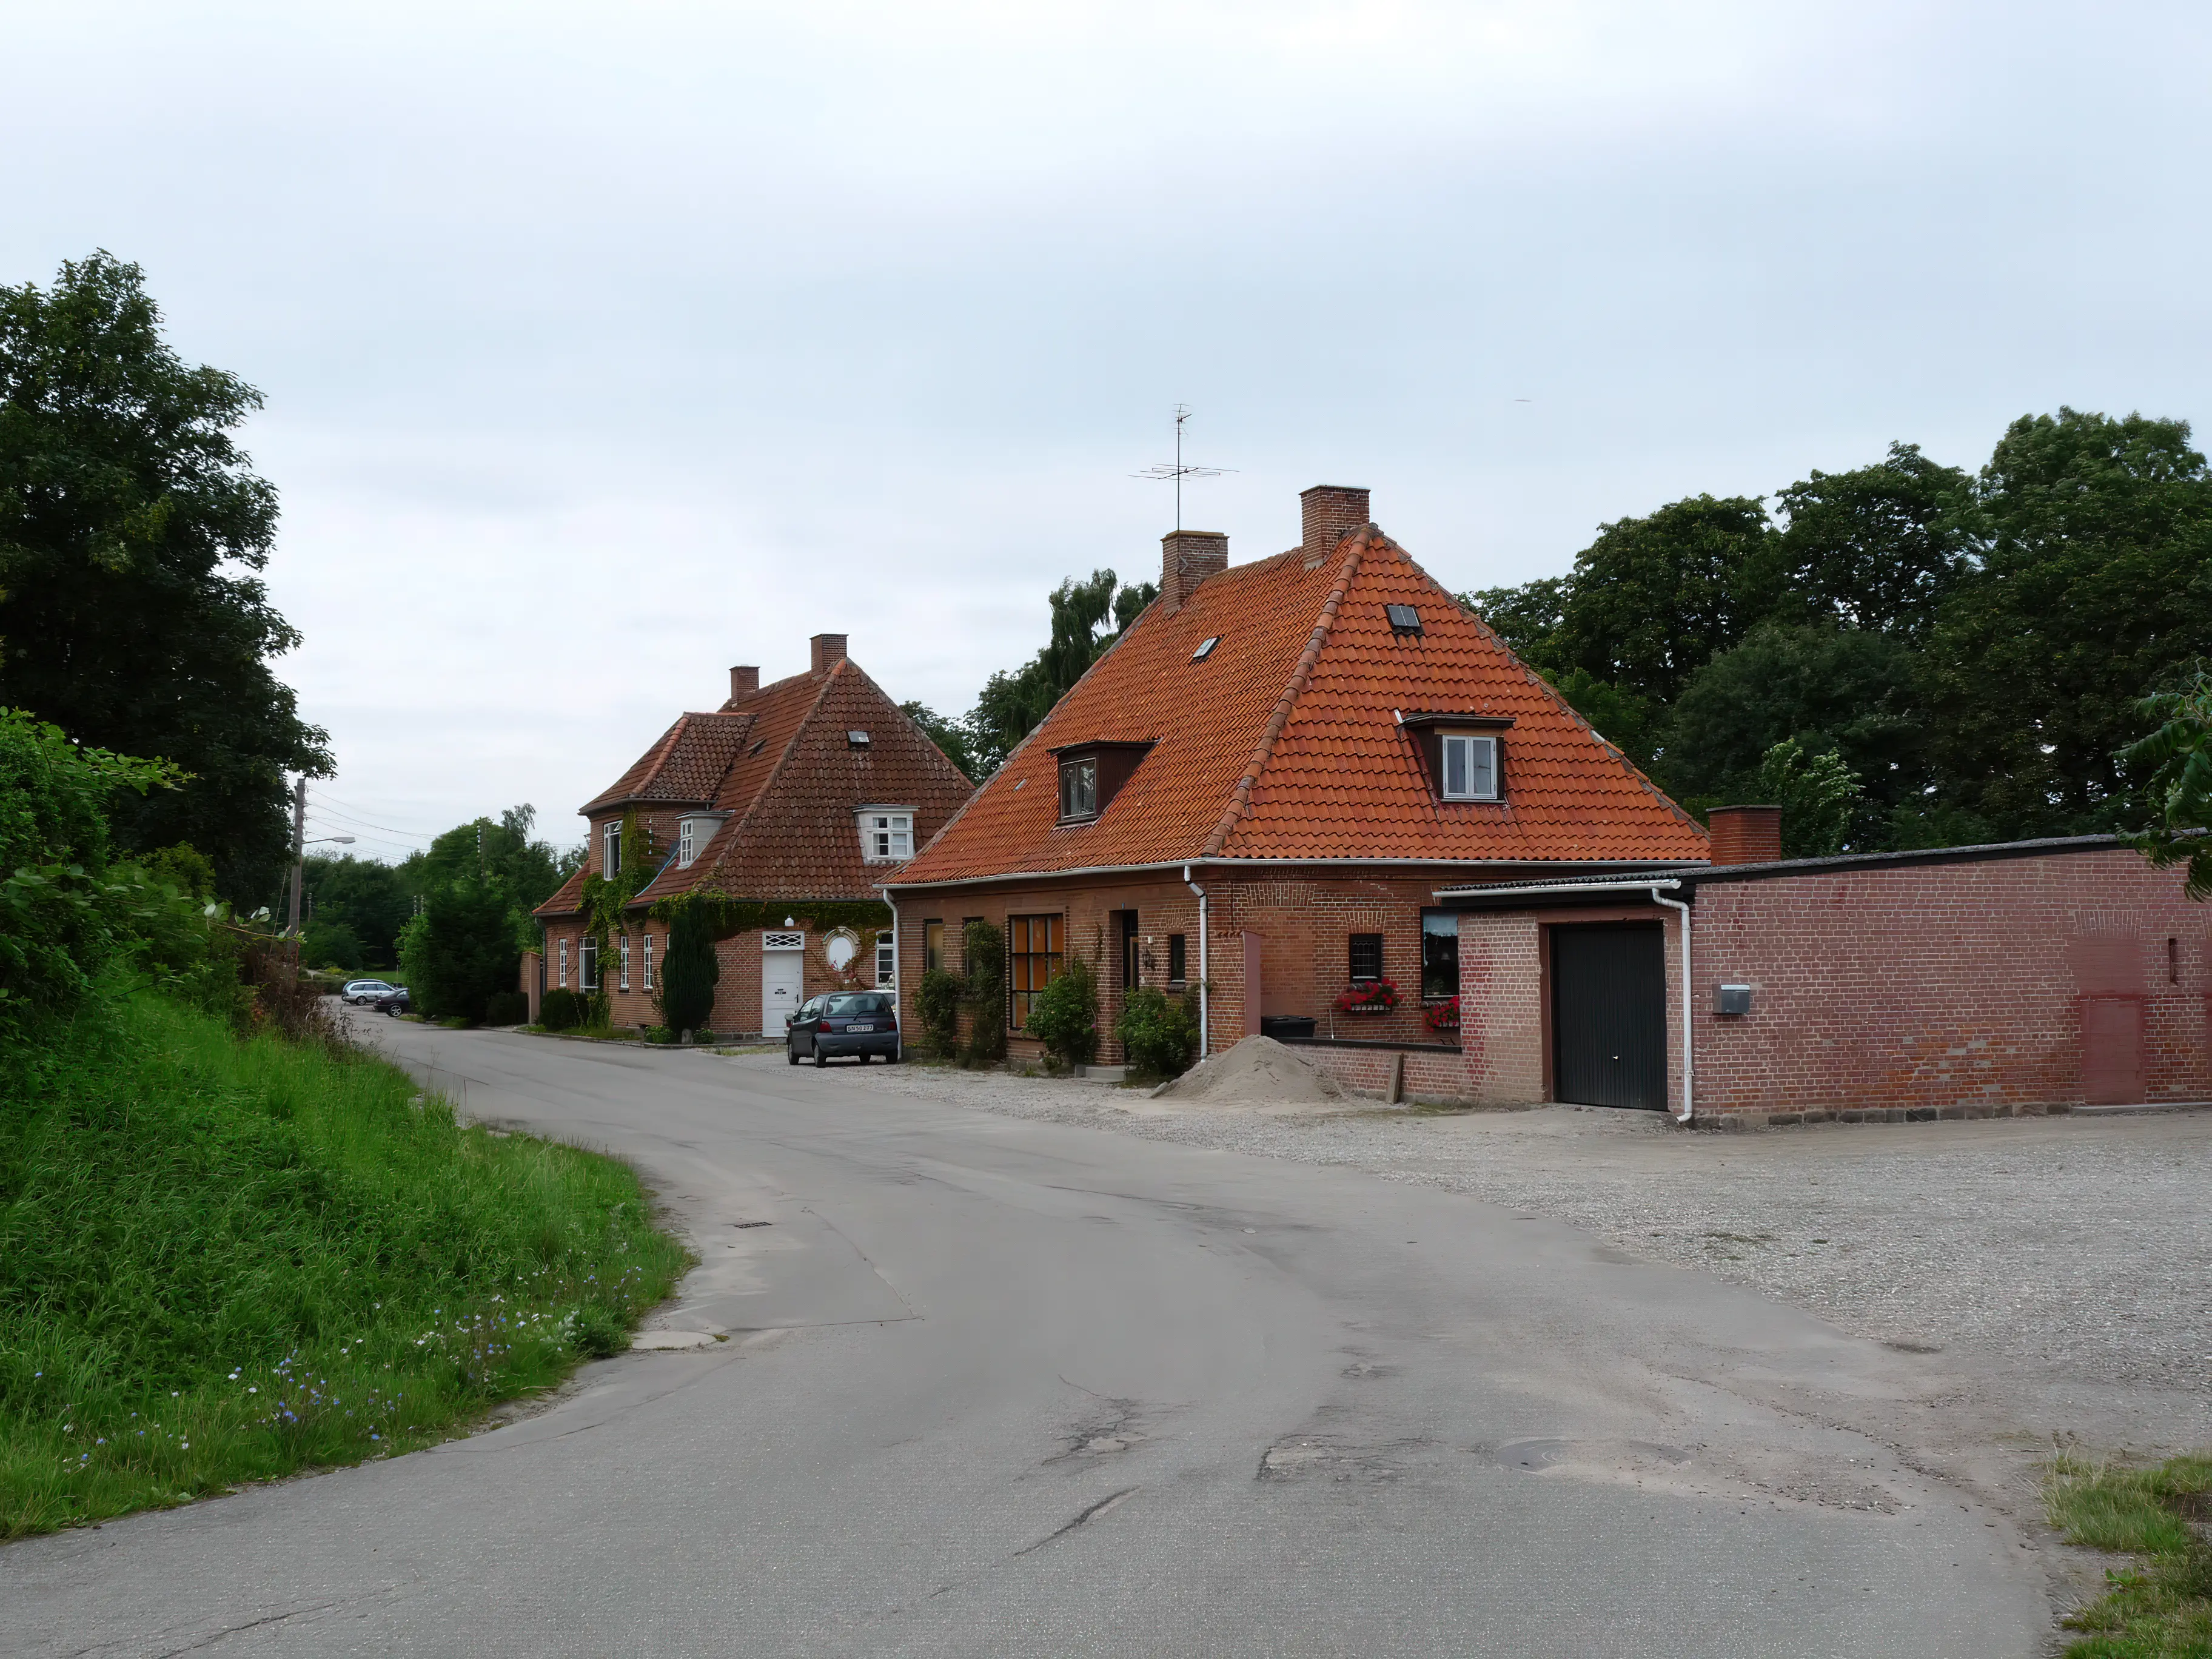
[535,634,973,1038]
[884,485,1711,1090]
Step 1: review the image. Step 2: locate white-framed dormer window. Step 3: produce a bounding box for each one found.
[619,934,631,990]
[1440,732,1500,801]
[602,820,622,876]
[856,806,915,863]
[679,819,696,868]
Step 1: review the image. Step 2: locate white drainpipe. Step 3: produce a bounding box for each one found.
[1650,887,1694,1124]
[1183,863,1209,1054]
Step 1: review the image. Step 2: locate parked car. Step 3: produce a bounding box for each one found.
[373,988,412,1016]
[786,991,899,1066]
[343,979,398,1005]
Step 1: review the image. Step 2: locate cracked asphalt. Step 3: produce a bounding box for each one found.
[2,1026,2060,1657]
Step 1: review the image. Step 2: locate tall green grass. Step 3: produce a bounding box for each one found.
[0,993,689,1538]
[2048,1453,2212,1657]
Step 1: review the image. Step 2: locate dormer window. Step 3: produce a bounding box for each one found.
[1050,740,1154,825]
[676,814,722,870]
[1060,757,1098,820]
[1398,713,1512,804]
[857,806,915,862]
[1440,733,1498,800]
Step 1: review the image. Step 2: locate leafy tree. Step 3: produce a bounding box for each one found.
[1552,495,1772,705]
[1460,574,1570,671]
[899,701,980,783]
[653,899,720,1037]
[301,853,411,965]
[0,253,330,901]
[1766,443,1974,637]
[1661,623,1923,836]
[397,880,515,1023]
[299,916,365,971]
[1753,739,1864,859]
[954,571,1158,776]
[1922,409,2212,837]
[2118,665,2212,899]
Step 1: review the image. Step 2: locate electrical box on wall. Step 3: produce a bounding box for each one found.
[1714,983,1752,1016]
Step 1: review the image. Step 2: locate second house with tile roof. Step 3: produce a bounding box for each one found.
[535,633,973,1039]
[885,485,1712,1099]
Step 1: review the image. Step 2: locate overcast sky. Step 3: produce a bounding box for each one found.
[8,1,2208,859]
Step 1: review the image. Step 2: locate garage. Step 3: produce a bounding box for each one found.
[1550,922,1668,1110]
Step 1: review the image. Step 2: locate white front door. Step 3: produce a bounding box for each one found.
[762,933,805,1036]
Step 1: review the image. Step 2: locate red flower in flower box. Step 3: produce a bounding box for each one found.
[1333,977,1399,1013]
[1424,996,1460,1031]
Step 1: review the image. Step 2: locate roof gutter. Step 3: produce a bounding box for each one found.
[1429,877,1698,903]
[888,859,1706,896]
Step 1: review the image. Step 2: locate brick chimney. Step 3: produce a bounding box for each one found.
[1161,530,1229,614]
[1301,484,1371,567]
[809,633,848,674]
[728,665,759,702]
[1707,805,1783,866]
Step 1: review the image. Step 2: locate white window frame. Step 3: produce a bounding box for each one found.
[678,819,696,868]
[1439,732,1500,802]
[603,820,622,876]
[856,806,916,864]
[558,937,569,988]
[580,937,599,991]
[643,933,654,990]
[619,934,631,991]
[876,935,896,988]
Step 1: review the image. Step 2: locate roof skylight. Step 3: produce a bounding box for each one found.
[1191,635,1221,662]
[1386,605,1423,634]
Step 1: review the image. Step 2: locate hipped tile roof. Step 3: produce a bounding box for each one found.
[537,657,973,918]
[891,528,1707,886]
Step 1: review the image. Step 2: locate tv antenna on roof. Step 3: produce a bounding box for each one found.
[1132,403,1235,530]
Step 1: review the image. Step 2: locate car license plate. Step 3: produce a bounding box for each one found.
[848,1022,876,1032]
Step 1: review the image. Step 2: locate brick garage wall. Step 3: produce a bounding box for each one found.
[1690,848,2212,1120]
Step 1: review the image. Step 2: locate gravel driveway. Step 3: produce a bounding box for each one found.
[726,1052,2212,1453]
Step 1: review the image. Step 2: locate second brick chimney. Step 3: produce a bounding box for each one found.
[728,665,759,703]
[810,633,848,675]
[1707,805,1783,866]
[1301,484,1371,567]
[1161,530,1229,614]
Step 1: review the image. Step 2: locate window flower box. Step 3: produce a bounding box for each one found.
[1333,977,1399,1014]
[1424,996,1460,1031]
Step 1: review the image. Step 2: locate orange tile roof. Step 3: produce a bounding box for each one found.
[537,657,974,918]
[892,529,1706,886]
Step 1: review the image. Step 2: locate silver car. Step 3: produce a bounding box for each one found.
[342,979,398,1006]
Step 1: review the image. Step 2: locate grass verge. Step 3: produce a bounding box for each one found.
[2048,1453,2212,1656]
[1,992,689,1540]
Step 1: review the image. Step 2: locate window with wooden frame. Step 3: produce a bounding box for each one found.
[1008,914,1064,1030]
[1348,933,1384,984]
[580,937,599,991]
[1058,757,1098,821]
[876,935,896,988]
[618,934,631,991]
[923,919,944,975]
[1398,714,1512,804]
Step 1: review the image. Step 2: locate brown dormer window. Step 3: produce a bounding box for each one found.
[1050,740,1153,826]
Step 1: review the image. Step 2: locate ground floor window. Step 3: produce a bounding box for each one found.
[876,934,896,988]
[580,937,599,991]
[619,934,632,991]
[1421,910,1458,999]
[558,937,570,988]
[1349,932,1384,984]
[643,932,655,991]
[1008,913,1064,1030]
[1168,933,1187,985]
[923,919,944,974]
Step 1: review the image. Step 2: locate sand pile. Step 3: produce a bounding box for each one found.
[1151,1036,1346,1105]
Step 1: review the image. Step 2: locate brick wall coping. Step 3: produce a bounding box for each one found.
[1277,1035,1461,1054]
[1436,834,2130,909]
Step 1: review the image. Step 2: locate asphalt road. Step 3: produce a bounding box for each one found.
[4,1022,2054,1658]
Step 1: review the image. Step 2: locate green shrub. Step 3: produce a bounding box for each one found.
[1118,985,1198,1081]
[653,900,720,1037]
[397,881,517,1024]
[538,988,585,1031]
[484,991,529,1026]
[959,920,1006,1067]
[915,968,963,1057]
[1026,956,1098,1070]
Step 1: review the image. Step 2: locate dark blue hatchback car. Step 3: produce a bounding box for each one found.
[786,991,900,1066]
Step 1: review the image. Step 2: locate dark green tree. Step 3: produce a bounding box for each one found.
[2117,665,2212,900]
[1660,622,1924,836]
[654,899,720,1037]
[1460,574,1570,671]
[397,880,515,1023]
[0,253,330,901]
[1766,443,1974,637]
[1922,409,2212,838]
[301,853,411,965]
[960,571,1156,776]
[1552,495,1772,705]
[899,701,980,782]
[1753,739,1864,859]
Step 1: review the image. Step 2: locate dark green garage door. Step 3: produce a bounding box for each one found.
[1551,922,1667,1110]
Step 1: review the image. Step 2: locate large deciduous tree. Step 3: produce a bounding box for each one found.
[0,253,330,902]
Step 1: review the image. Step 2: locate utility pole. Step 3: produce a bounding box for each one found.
[286,776,307,943]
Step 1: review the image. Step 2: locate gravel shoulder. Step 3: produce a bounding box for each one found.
[726,1052,2212,1455]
